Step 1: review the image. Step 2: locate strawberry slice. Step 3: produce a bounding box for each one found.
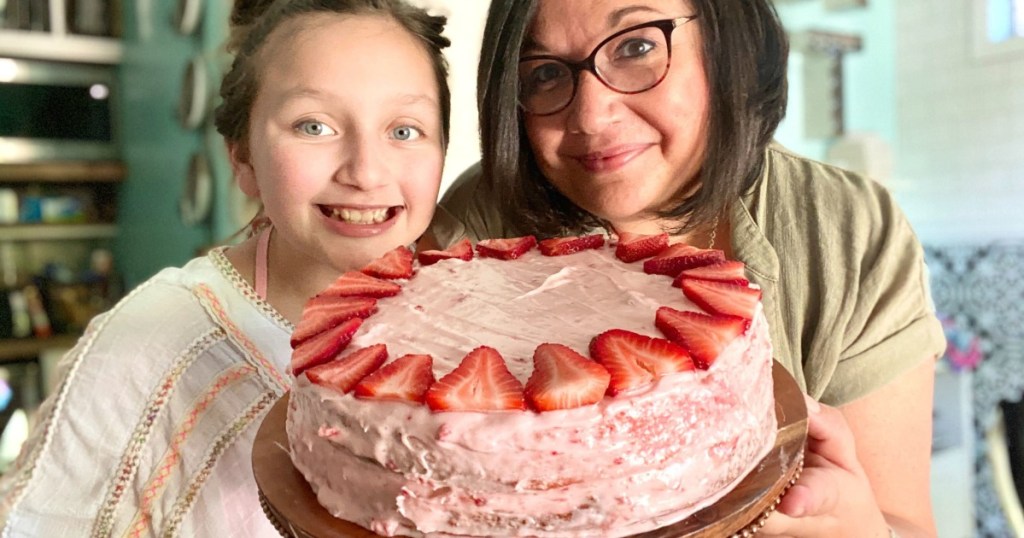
[290,296,377,347]
[475,236,537,260]
[537,234,606,256]
[642,243,725,277]
[672,260,749,287]
[654,307,746,369]
[362,245,414,279]
[306,344,388,394]
[615,232,669,263]
[425,346,526,412]
[290,317,363,375]
[590,328,695,381]
[319,271,401,299]
[417,238,474,266]
[681,279,761,320]
[354,353,436,403]
[524,343,610,411]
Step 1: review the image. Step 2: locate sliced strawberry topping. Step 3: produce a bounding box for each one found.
[642,243,725,277]
[417,238,474,266]
[537,234,606,256]
[305,343,388,393]
[290,317,363,375]
[615,232,669,263]
[290,296,377,347]
[588,335,652,396]
[524,343,610,411]
[319,271,401,299]
[362,245,414,279]
[672,260,749,287]
[354,353,436,403]
[475,236,537,260]
[654,307,746,369]
[591,328,695,381]
[425,346,526,412]
[681,279,761,320]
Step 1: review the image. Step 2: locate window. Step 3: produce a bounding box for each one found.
[975,0,1024,58]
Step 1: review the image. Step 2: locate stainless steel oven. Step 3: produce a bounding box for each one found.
[0,57,118,163]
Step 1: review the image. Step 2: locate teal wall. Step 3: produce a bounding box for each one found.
[114,2,232,289]
[774,1,897,162]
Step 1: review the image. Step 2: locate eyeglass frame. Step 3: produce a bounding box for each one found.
[517,15,699,116]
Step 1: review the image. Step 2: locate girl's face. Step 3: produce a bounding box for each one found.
[522,0,709,235]
[231,13,444,278]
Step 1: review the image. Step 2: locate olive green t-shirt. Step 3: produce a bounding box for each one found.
[431,144,946,406]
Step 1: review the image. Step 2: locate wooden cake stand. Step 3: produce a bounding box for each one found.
[253,361,808,538]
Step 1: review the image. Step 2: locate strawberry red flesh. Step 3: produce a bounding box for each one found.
[589,332,654,395]
[354,353,436,403]
[642,243,725,277]
[524,343,610,411]
[592,328,695,378]
[681,279,761,320]
[672,260,749,287]
[425,346,526,412]
[475,236,537,260]
[290,317,363,375]
[615,232,669,263]
[654,307,746,369]
[319,271,401,299]
[417,238,474,266]
[290,296,377,347]
[537,234,606,256]
[362,245,414,279]
[305,343,388,394]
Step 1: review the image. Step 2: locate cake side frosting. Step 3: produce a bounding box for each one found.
[286,245,778,537]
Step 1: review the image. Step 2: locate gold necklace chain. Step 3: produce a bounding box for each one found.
[707,214,720,249]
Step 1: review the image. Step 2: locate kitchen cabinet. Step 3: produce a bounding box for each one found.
[0,0,122,64]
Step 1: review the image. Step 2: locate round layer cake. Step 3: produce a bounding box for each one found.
[286,235,777,537]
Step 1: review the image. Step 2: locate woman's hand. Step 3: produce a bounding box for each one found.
[759,396,890,538]
[760,356,938,538]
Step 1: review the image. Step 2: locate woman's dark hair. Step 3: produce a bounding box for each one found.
[215,0,452,158]
[477,0,789,237]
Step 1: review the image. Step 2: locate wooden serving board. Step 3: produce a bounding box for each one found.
[253,361,808,538]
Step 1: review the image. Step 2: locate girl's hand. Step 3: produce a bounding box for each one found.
[759,395,890,538]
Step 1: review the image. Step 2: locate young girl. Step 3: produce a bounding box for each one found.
[0,1,451,535]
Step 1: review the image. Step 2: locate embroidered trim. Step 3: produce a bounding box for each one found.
[90,327,226,538]
[124,363,257,538]
[159,391,278,538]
[0,278,160,526]
[193,284,289,392]
[208,247,292,333]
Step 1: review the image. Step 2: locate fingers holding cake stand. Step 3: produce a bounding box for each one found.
[253,360,807,537]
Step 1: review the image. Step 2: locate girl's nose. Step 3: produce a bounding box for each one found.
[335,134,386,189]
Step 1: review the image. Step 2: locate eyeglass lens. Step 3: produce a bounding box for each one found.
[518,24,672,115]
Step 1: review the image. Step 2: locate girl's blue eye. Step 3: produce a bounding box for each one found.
[297,120,336,137]
[391,125,423,141]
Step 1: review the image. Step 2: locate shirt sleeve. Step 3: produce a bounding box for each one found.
[439,162,514,241]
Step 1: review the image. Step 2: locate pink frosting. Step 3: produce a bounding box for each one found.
[287,246,777,537]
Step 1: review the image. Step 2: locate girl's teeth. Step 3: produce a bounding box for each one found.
[331,208,389,224]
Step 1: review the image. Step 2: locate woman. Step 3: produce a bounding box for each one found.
[439,0,944,536]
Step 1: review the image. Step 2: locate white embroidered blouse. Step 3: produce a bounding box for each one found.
[0,249,294,537]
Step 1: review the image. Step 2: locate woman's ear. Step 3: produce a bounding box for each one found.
[228,142,260,198]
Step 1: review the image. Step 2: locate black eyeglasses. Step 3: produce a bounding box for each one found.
[518,15,698,116]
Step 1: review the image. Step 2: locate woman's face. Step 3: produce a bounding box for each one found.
[522,0,709,235]
[231,14,444,279]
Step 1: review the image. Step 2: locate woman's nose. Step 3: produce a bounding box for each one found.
[564,71,618,135]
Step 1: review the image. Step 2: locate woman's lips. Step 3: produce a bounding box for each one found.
[574,145,650,173]
[318,205,401,237]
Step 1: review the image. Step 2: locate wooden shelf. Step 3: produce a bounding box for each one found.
[0,334,79,363]
[0,223,118,241]
[0,162,126,183]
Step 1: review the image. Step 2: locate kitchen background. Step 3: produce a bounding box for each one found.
[0,0,1021,536]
